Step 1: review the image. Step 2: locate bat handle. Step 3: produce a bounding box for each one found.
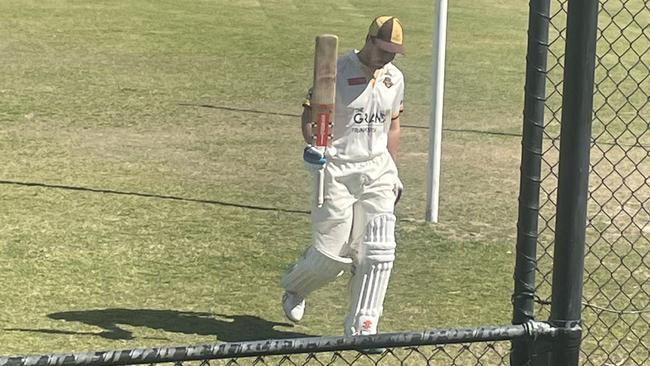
[316,169,325,207]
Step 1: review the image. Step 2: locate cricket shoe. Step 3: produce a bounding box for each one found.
[282,291,305,322]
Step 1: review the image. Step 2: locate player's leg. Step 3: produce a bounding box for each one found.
[344,153,399,336]
[344,211,396,336]
[281,245,352,321]
[281,163,356,322]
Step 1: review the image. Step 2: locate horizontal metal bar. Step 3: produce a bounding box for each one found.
[0,323,559,366]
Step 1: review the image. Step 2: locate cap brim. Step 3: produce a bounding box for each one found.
[374,38,405,54]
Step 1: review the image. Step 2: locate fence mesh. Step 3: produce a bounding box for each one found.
[537,0,649,365]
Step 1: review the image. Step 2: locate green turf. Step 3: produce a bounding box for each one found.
[0,0,530,355]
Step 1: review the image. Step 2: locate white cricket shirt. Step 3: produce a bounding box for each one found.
[329,50,405,162]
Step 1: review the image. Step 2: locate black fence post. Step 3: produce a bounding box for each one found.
[510,0,550,365]
[548,0,599,365]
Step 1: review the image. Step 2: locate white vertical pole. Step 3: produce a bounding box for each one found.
[425,0,449,223]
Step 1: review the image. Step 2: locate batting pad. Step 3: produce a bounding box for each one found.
[345,214,396,336]
[281,246,352,298]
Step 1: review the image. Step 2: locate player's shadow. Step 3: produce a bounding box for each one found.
[7,309,310,342]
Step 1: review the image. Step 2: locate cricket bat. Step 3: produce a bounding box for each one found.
[311,34,338,207]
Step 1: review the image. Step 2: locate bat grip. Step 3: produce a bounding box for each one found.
[316,169,325,207]
[313,145,327,208]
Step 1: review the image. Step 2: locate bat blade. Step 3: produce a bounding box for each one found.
[311,34,337,208]
[312,34,338,147]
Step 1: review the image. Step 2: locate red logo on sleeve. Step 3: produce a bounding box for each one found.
[348,77,367,86]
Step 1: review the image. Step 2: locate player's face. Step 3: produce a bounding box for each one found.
[368,39,396,69]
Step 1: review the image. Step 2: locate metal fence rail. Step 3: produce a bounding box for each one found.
[0,324,557,366]
[0,346,510,366]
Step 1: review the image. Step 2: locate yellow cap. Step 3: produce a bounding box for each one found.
[367,16,405,54]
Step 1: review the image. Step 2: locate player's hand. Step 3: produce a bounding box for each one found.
[394,177,404,205]
[303,145,326,173]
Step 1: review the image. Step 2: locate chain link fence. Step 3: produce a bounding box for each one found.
[536,0,649,365]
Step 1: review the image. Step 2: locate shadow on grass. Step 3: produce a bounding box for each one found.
[6,309,310,342]
[0,180,309,215]
[178,103,301,118]
[177,103,524,138]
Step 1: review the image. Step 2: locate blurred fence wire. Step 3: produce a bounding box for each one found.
[536,0,649,365]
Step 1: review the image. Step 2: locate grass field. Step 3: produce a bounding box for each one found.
[0,0,531,356]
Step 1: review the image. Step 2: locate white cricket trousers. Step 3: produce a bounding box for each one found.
[312,151,399,259]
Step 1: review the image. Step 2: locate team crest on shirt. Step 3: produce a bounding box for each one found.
[383,77,393,88]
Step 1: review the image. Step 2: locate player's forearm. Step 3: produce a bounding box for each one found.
[388,117,401,164]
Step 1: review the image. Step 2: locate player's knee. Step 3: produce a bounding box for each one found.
[306,246,353,276]
[359,214,396,263]
[281,246,352,297]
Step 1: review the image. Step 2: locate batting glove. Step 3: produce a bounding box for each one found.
[303,145,327,173]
